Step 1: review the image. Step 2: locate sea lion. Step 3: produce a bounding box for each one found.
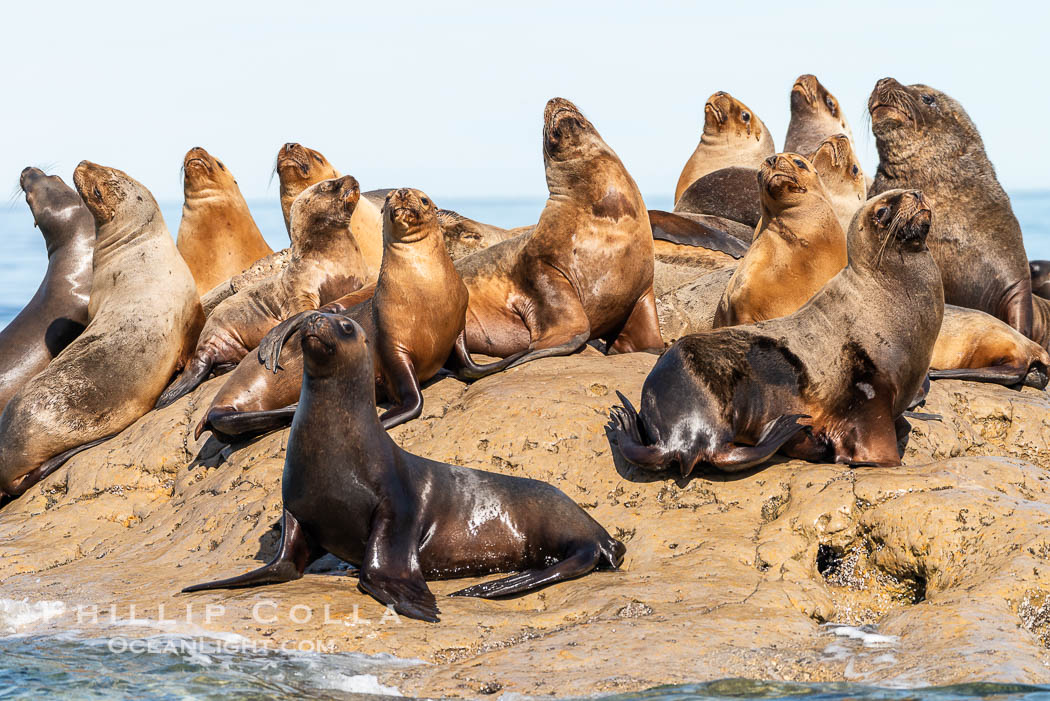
[0,168,94,414]
[673,166,762,227]
[868,77,1032,337]
[714,153,847,327]
[276,143,340,235]
[1031,261,1050,299]
[784,74,858,156]
[197,188,470,440]
[176,147,273,297]
[649,210,749,258]
[807,134,867,231]
[929,305,1049,389]
[454,97,663,374]
[183,312,625,622]
[155,175,368,408]
[0,162,201,499]
[674,92,775,204]
[610,189,942,473]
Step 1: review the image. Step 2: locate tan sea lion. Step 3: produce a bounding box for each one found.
[276,142,340,235]
[196,188,473,440]
[155,175,368,408]
[784,74,858,156]
[0,168,94,414]
[807,134,867,231]
[177,147,273,297]
[869,77,1032,338]
[929,305,1049,389]
[611,189,943,474]
[183,312,626,622]
[674,92,775,205]
[0,162,202,499]
[714,153,847,327]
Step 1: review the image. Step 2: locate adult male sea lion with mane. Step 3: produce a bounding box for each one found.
[0,162,201,499]
[0,168,94,413]
[183,312,626,622]
[610,189,943,474]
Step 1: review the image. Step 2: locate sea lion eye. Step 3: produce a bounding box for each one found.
[217,162,226,171]
[876,206,889,223]
[313,154,323,163]
[793,159,807,169]
[851,165,859,176]
[420,197,430,207]
[93,186,102,201]
[921,94,936,106]
[740,112,750,123]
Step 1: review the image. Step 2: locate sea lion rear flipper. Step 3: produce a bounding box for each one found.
[182,509,320,592]
[378,355,424,430]
[648,210,749,259]
[258,313,311,373]
[452,330,529,381]
[3,433,116,498]
[707,414,809,474]
[358,508,439,622]
[450,542,601,599]
[928,364,1032,388]
[607,391,671,469]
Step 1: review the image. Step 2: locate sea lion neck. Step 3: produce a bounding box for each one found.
[92,207,164,270]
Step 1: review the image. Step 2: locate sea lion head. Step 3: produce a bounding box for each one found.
[543,97,603,163]
[289,175,360,241]
[790,74,848,132]
[703,92,764,142]
[73,161,157,229]
[277,142,337,187]
[182,147,237,194]
[849,189,934,270]
[809,135,865,198]
[757,153,823,210]
[300,312,372,384]
[20,167,88,242]
[383,188,439,244]
[868,78,979,153]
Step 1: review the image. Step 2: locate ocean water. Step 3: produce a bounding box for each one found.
[2,191,1049,329]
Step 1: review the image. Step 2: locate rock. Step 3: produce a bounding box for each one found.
[1,352,1050,695]
[657,267,734,341]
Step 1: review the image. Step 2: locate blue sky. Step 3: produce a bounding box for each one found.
[3,0,1046,202]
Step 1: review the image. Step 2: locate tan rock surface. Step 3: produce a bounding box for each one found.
[2,349,1050,695]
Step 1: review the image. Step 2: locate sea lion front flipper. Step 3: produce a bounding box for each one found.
[258,312,312,373]
[706,414,809,474]
[358,506,439,622]
[156,353,215,409]
[378,354,424,430]
[452,331,529,381]
[200,405,298,442]
[2,433,116,497]
[182,509,321,592]
[928,364,1032,388]
[607,287,664,354]
[648,210,749,259]
[450,542,602,599]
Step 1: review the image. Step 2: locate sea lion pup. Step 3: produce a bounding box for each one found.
[869,77,1032,337]
[0,168,94,413]
[155,175,367,408]
[784,74,858,156]
[177,147,273,297]
[0,162,201,499]
[674,91,775,204]
[1031,261,1050,299]
[807,134,867,232]
[610,189,942,474]
[453,96,663,376]
[714,153,847,328]
[183,313,625,622]
[929,305,1050,389]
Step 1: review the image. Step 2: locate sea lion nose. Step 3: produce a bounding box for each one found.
[876,77,899,93]
[19,167,42,188]
[765,156,777,167]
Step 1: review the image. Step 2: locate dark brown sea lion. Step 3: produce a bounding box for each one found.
[177,147,273,297]
[610,189,943,474]
[0,162,201,499]
[929,305,1049,389]
[155,175,367,408]
[784,74,858,158]
[0,168,94,413]
[196,188,471,440]
[183,312,625,622]
[807,134,867,231]
[673,166,762,228]
[674,92,775,205]
[714,153,846,327]
[869,77,1032,338]
[648,210,749,258]
[1031,261,1050,300]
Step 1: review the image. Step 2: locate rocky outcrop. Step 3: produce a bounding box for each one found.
[2,347,1050,696]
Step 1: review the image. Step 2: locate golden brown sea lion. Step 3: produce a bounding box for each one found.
[155,175,368,408]
[714,154,846,327]
[176,147,273,297]
[0,162,201,499]
[869,77,1032,338]
[674,92,775,204]
[611,189,943,474]
[929,305,1049,389]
